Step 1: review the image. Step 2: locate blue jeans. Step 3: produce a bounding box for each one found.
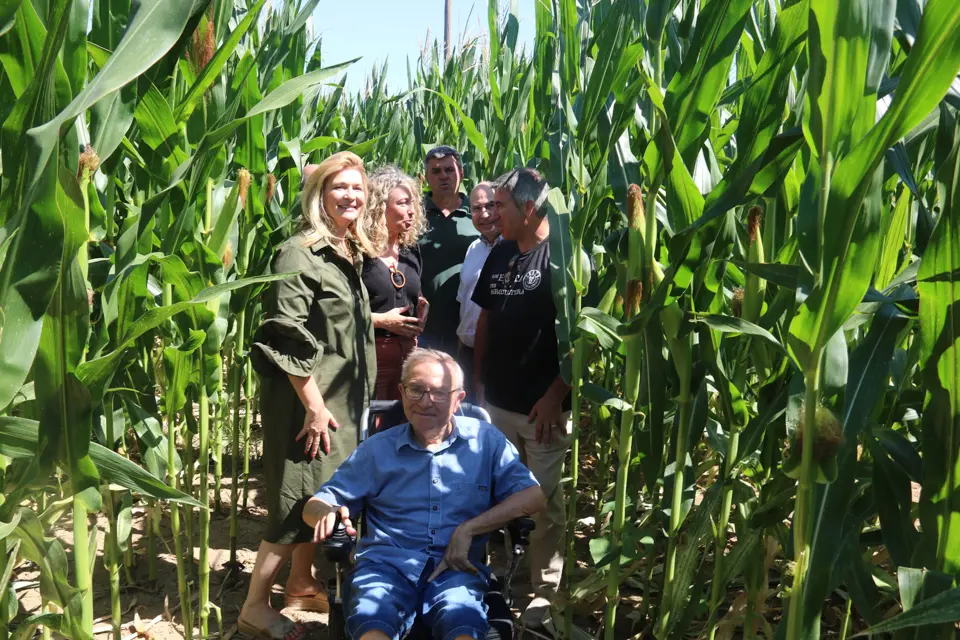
[344,558,489,640]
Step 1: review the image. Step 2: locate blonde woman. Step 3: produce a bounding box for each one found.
[240,152,377,640]
[361,165,430,400]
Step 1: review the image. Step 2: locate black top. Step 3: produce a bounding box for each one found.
[472,239,569,414]
[417,193,477,352]
[361,245,422,338]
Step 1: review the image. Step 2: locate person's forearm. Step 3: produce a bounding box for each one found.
[302,496,336,529]
[461,485,546,537]
[545,375,570,402]
[288,374,325,412]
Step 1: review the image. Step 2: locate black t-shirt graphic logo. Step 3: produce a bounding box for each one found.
[522,270,542,291]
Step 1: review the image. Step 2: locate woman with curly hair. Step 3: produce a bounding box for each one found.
[240,152,378,639]
[361,165,430,400]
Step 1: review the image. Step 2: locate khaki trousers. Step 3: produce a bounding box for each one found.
[485,403,571,596]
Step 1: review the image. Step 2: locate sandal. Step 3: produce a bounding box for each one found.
[237,615,308,640]
[283,590,330,613]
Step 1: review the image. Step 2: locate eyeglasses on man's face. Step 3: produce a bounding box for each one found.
[470,202,495,214]
[402,384,462,403]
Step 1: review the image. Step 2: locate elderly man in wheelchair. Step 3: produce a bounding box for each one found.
[301,348,547,640]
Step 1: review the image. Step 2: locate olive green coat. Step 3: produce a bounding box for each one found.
[251,232,376,544]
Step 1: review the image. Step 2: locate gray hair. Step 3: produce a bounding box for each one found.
[401,348,464,391]
[494,168,549,216]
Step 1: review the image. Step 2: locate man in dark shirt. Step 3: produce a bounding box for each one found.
[418,146,478,354]
[471,167,570,628]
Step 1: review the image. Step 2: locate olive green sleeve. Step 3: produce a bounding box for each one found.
[250,245,322,378]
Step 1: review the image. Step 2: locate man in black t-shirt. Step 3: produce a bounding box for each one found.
[471,167,570,628]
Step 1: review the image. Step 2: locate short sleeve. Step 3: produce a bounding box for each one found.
[249,245,322,378]
[470,249,494,310]
[314,443,374,515]
[488,428,539,503]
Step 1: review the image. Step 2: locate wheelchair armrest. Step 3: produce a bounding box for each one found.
[506,517,536,547]
[321,514,356,564]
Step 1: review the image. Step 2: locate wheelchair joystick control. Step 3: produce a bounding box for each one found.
[323,512,354,564]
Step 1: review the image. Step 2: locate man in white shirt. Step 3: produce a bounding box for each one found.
[456,182,500,402]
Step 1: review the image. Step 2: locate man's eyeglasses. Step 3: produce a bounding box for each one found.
[402,385,462,403]
[470,202,496,213]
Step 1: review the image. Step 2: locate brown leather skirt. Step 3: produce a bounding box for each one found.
[374,335,416,400]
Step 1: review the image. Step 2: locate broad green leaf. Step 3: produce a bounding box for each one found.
[704,3,807,214]
[545,188,577,371]
[89,84,135,162]
[578,307,621,350]
[690,314,785,353]
[0,0,21,37]
[558,0,579,96]
[0,417,201,506]
[853,586,960,635]
[34,167,99,512]
[804,0,877,160]
[664,0,753,164]
[800,302,910,631]
[581,382,631,412]
[174,0,267,123]
[577,0,632,145]
[18,0,200,222]
[134,81,181,157]
[62,0,88,95]
[77,271,294,403]
[195,58,358,155]
[918,113,960,575]
[0,149,64,412]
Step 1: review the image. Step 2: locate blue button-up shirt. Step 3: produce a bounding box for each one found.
[314,416,539,583]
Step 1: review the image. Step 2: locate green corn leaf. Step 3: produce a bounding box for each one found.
[704,2,807,214]
[0,417,201,506]
[578,307,622,350]
[6,509,83,636]
[89,84,135,163]
[0,0,21,37]
[34,167,99,512]
[17,0,200,222]
[207,180,241,261]
[77,271,295,403]
[577,0,632,145]
[62,0,88,96]
[799,302,911,632]
[174,0,267,123]
[869,431,919,568]
[558,0,579,96]
[804,0,879,160]
[690,313,785,353]
[134,80,182,157]
[0,152,64,413]
[918,112,960,575]
[853,586,960,635]
[664,0,752,165]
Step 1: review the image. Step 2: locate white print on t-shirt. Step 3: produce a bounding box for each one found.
[522,270,542,291]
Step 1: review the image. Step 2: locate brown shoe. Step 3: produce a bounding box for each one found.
[283,590,330,613]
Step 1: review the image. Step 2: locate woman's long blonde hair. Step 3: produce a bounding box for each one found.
[364,165,427,254]
[299,151,377,258]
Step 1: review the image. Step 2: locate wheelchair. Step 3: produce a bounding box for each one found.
[323,400,535,640]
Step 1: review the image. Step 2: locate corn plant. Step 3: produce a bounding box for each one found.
[3,0,960,638]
